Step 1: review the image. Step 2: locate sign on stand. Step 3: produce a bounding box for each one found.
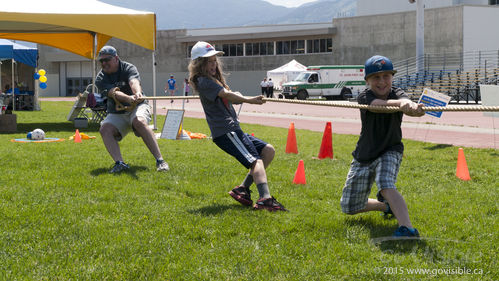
[418,88,451,118]
[160,109,184,139]
[479,84,499,118]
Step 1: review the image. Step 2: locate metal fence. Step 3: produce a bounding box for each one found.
[393,50,499,103]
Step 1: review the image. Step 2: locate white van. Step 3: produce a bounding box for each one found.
[281,65,366,100]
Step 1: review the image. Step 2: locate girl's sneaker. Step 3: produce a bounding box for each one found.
[229,186,252,206]
[253,196,287,212]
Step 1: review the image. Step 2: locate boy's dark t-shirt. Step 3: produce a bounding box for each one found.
[95,60,144,114]
[352,87,409,163]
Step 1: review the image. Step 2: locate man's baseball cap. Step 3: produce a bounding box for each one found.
[364,55,397,79]
[191,41,224,60]
[98,45,117,59]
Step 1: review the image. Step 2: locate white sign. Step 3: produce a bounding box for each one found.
[418,88,451,118]
[479,84,499,118]
[160,109,184,139]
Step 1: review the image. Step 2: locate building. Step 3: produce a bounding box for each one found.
[37,2,499,97]
[357,0,494,16]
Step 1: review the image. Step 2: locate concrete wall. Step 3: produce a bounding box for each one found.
[463,5,499,52]
[333,6,463,64]
[357,0,488,16]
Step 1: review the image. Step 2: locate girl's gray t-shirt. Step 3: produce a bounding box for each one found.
[197,77,240,138]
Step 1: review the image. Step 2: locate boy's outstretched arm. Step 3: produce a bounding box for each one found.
[371,98,425,117]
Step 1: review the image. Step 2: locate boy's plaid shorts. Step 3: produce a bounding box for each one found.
[340,150,402,214]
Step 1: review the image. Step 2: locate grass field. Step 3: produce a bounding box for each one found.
[0,101,497,280]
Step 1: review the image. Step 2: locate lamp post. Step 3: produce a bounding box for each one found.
[409,0,424,76]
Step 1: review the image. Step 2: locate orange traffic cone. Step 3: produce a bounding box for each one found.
[293,160,306,184]
[318,122,334,159]
[74,129,82,143]
[286,122,298,154]
[456,148,471,181]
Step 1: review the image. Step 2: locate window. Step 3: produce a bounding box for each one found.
[276,40,304,55]
[267,42,274,55]
[308,74,319,83]
[236,44,243,56]
[245,42,273,56]
[307,38,332,54]
[260,42,267,55]
[251,43,260,56]
[222,43,243,56]
[246,43,253,56]
[67,78,92,96]
[297,40,305,54]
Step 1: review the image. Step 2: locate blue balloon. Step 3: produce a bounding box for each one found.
[39,82,47,89]
[27,132,32,139]
[34,73,40,80]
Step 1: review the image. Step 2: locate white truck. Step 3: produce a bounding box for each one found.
[281,65,366,100]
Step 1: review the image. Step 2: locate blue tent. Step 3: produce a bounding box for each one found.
[0,39,37,67]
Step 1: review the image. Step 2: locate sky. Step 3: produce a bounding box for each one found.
[263,0,318,8]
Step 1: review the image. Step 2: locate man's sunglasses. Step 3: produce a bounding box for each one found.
[99,57,113,63]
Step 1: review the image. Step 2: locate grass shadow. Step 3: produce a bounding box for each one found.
[423,144,453,150]
[345,217,393,238]
[15,122,101,133]
[90,165,148,179]
[189,203,246,216]
[345,217,430,255]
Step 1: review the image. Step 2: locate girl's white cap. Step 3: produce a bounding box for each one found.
[191,41,224,60]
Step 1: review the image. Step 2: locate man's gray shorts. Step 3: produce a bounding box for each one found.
[340,150,402,214]
[101,102,152,141]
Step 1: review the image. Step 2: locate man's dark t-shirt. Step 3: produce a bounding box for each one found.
[95,60,145,114]
[352,87,409,163]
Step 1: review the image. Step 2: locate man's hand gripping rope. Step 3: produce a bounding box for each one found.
[108,87,144,112]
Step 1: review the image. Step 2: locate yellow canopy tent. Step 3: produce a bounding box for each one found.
[0,0,160,127]
[0,0,156,58]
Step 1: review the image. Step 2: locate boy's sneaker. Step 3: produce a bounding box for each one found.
[253,196,287,212]
[229,186,252,206]
[156,160,170,172]
[393,226,420,237]
[109,161,130,174]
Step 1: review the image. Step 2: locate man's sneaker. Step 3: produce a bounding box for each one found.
[253,196,287,212]
[109,161,130,174]
[156,160,170,172]
[229,186,252,206]
[393,226,420,237]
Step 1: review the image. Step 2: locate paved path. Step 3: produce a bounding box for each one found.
[42,97,499,149]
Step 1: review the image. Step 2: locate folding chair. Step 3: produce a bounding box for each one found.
[86,84,108,123]
[77,84,107,124]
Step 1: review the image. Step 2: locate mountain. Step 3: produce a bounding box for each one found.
[246,0,356,25]
[100,0,356,29]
